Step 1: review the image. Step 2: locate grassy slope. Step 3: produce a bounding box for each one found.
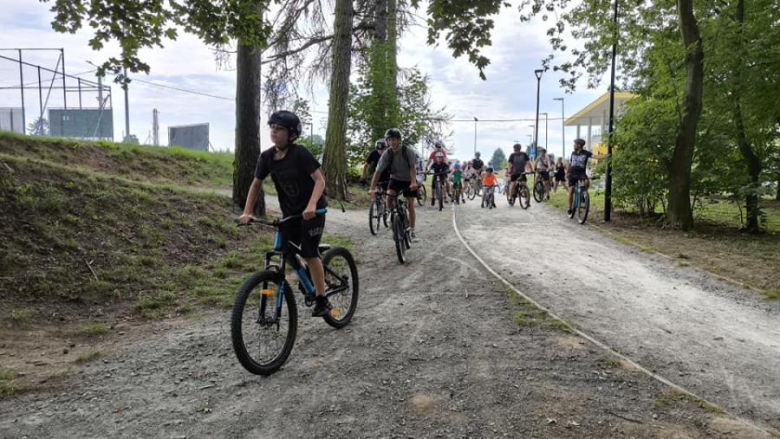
[0,153,273,322]
[0,132,233,188]
[548,188,780,295]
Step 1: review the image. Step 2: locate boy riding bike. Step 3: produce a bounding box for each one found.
[451,163,465,204]
[428,152,450,206]
[238,110,330,317]
[481,167,498,208]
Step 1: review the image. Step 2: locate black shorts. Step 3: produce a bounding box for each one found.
[279,215,325,259]
[537,171,550,181]
[388,179,418,198]
[510,173,527,183]
[555,172,565,182]
[568,171,588,188]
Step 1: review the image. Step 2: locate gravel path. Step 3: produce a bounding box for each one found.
[455,190,780,431]
[0,195,771,438]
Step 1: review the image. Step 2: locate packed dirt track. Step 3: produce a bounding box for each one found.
[1,195,777,438]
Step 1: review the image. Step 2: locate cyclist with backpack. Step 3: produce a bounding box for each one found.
[369,128,419,239]
[238,110,331,317]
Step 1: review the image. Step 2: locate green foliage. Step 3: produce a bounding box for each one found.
[45,0,272,82]
[491,148,507,170]
[348,67,450,168]
[423,0,509,79]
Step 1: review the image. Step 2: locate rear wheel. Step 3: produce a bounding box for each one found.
[231,272,297,376]
[577,190,590,224]
[322,248,359,329]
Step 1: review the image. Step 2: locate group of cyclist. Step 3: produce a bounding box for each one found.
[362,132,603,219]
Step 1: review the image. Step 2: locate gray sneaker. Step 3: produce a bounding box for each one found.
[410,230,417,241]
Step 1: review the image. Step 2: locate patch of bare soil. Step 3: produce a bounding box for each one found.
[600,213,780,293]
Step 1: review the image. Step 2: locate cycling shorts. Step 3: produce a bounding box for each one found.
[388,179,418,198]
[510,173,527,183]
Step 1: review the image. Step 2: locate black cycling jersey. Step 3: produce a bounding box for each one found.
[472,159,484,170]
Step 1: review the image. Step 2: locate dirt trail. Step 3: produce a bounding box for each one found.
[0,196,770,438]
[455,192,780,430]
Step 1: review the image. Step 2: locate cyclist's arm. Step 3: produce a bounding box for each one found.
[409,162,418,189]
[239,177,264,223]
[304,169,326,219]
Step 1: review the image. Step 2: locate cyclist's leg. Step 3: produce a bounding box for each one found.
[567,175,577,209]
[299,215,326,296]
[406,195,416,229]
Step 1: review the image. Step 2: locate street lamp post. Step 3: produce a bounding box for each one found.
[553,97,565,159]
[534,69,544,152]
[540,112,548,149]
[473,117,478,155]
[605,0,619,222]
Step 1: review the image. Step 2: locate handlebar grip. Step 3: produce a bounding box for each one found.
[315,208,328,215]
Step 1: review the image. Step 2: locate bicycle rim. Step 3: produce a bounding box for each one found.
[369,201,379,235]
[393,215,406,264]
[322,248,359,329]
[533,182,543,203]
[231,272,297,376]
[577,191,590,224]
[520,187,530,209]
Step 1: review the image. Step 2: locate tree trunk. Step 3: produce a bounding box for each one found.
[666,0,704,231]
[374,0,387,41]
[386,0,400,130]
[233,41,265,216]
[322,0,354,200]
[732,0,762,233]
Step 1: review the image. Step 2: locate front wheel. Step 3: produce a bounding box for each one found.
[519,185,530,210]
[467,182,477,200]
[369,200,380,236]
[437,184,444,211]
[231,271,298,376]
[393,213,406,264]
[577,190,590,224]
[322,248,359,329]
[533,180,544,203]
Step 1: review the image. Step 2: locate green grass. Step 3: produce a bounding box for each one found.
[604,357,623,368]
[0,368,19,395]
[8,309,33,326]
[74,351,105,364]
[763,290,780,300]
[654,389,724,414]
[81,323,109,336]
[0,131,233,188]
[504,289,573,334]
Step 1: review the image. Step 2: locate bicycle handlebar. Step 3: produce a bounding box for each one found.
[235,208,328,228]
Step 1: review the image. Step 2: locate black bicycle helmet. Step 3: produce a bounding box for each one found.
[486,167,494,173]
[375,139,387,149]
[513,143,522,150]
[574,138,586,146]
[385,128,402,140]
[268,110,302,137]
[434,140,444,148]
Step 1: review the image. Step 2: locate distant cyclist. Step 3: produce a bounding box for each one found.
[451,162,465,203]
[370,128,419,239]
[481,167,498,208]
[507,143,533,200]
[472,152,485,177]
[426,140,449,169]
[566,138,606,215]
[361,139,390,192]
[534,147,553,200]
[428,151,451,206]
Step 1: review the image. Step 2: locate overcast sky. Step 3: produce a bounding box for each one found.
[0,0,608,161]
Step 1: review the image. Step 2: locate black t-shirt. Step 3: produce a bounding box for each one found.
[367,149,390,182]
[472,159,484,170]
[569,150,593,173]
[254,144,328,217]
[508,152,530,174]
[430,162,450,177]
